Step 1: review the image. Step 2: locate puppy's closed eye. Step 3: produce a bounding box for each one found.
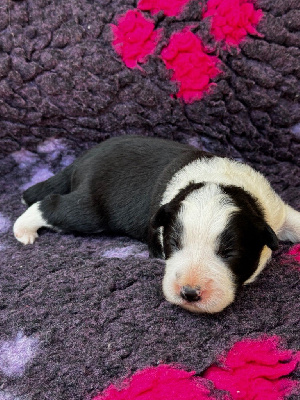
[217,247,238,260]
[169,236,180,250]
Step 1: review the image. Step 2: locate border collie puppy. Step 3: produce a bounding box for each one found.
[13,136,300,313]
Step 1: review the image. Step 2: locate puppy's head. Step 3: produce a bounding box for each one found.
[150,182,278,313]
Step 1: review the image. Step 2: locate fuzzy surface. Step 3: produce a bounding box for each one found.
[93,337,299,400]
[203,0,263,46]
[113,0,262,101]
[287,244,300,263]
[161,28,221,102]
[93,365,214,400]
[138,0,191,16]
[0,0,300,399]
[204,336,300,399]
[111,10,162,69]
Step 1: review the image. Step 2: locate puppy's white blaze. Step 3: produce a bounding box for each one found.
[179,184,239,245]
[162,157,286,235]
[162,184,238,313]
[13,202,51,245]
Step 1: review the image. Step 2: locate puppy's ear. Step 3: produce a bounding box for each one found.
[148,237,164,259]
[263,224,279,250]
[150,203,173,229]
[148,203,173,259]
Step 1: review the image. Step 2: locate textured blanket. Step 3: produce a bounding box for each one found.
[0,0,299,399]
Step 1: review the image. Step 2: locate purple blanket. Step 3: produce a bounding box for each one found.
[0,0,299,399]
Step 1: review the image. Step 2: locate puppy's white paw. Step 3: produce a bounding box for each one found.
[13,202,46,245]
[14,221,39,245]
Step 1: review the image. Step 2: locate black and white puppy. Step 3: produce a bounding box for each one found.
[14,136,300,313]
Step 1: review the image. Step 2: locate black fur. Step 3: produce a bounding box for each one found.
[23,165,73,206]
[149,182,205,259]
[218,185,278,284]
[23,136,210,245]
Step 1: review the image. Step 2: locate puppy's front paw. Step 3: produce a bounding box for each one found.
[14,219,39,245]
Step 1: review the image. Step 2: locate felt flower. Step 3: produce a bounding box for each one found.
[93,365,214,400]
[111,1,265,103]
[161,28,221,103]
[138,0,191,17]
[111,10,162,69]
[204,336,300,400]
[287,244,300,263]
[203,0,263,46]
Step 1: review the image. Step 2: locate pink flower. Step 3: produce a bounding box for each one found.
[93,365,213,400]
[203,0,263,46]
[138,0,191,17]
[287,244,300,263]
[204,336,300,400]
[111,10,162,69]
[161,28,221,103]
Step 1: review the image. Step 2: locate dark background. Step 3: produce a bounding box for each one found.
[0,1,299,399]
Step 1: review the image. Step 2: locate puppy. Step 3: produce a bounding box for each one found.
[14,136,300,313]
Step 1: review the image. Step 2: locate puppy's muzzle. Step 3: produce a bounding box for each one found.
[180,285,201,302]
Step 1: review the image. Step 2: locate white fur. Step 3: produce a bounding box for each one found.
[13,202,51,245]
[277,204,300,242]
[160,157,300,313]
[162,157,286,232]
[163,184,238,313]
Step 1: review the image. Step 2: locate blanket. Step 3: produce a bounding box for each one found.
[0,0,299,399]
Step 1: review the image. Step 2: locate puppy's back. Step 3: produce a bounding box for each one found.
[80,136,209,241]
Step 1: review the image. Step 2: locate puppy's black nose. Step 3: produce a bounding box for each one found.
[180,286,201,302]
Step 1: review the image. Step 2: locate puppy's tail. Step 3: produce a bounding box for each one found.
[22,165,73,206]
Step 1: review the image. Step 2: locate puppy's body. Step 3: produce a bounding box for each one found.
[20,137,207,240]
[14,136,300,313]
